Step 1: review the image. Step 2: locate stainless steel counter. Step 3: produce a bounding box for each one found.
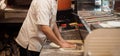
[40,40,84,56]
[0,7,27,23]
[40,30,84,56]
[77,11,120,33]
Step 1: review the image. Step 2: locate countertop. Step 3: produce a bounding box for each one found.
[40,40,84,56]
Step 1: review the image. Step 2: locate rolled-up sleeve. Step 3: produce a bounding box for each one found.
[36,0,51,26]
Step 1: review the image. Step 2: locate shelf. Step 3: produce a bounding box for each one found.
[74,0,95,11]
[0,7,28,23]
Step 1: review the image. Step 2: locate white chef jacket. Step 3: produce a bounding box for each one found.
[15,0,57,52]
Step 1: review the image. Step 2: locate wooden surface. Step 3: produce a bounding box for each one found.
[84,28,120,56]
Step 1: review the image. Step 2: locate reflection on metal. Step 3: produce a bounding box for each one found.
[0,0,6,9]
[79,16,91,33]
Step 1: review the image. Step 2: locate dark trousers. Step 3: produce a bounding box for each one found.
[19,46,40,56]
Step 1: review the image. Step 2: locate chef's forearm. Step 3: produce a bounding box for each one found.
[53,23,64,41]
[38,25,62,46]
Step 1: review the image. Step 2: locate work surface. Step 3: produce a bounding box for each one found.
[40,30,84,56]
[40,40,84,56]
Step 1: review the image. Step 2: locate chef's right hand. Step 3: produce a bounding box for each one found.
[60,41,76,48]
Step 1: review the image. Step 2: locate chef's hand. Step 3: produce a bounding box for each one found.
[60,41,76,48]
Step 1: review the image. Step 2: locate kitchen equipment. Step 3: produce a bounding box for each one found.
[57,0,72,11]
[14,0,32,6]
